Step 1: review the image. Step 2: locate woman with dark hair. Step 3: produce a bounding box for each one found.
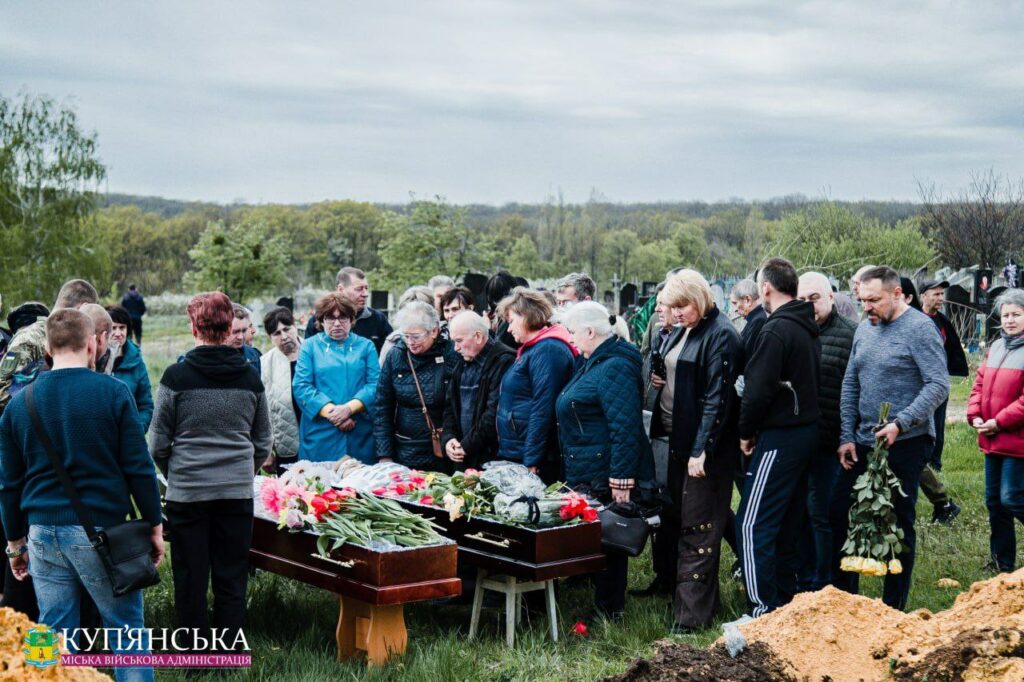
[105,304,154,433]
[293,292,380,463]
[485,271,520,349]
[439,286,475,323]
[495,287,578,481]
[150,291,273,646]
[900,277,922,311]
[260,306,302,474]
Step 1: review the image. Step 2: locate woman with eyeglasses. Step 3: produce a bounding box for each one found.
[293,292,380,463]
[374,301,460,472]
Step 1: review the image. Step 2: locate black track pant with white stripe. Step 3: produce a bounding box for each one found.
[736,423,818,617]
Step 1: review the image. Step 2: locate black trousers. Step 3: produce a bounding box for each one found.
[830,436,928,610]
[166,498,253,645]
[128,317,143,345]
[673,465,732,627]
[595,552,629,615]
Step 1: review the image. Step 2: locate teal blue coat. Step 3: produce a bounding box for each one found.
[293,332,380,463]
[112,340,154,433]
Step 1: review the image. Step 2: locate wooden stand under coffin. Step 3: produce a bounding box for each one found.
[392,500,606,581]
[249,517,460,666]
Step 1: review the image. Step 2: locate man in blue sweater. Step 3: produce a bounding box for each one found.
[831,266,949,610]
[0,308,163,680]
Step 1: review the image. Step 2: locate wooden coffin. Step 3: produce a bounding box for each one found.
[249,517,461,605]
[393,500,606,581]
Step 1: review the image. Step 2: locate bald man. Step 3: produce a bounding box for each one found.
[795,272,857,591]
[80,303,113,371]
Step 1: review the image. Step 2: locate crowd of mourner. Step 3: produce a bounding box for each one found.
[1,256,1024,681]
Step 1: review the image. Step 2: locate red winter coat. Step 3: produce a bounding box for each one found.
[968,335,1024,457]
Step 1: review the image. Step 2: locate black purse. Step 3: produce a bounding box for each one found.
[26,384,160,597]
[598,501,653,557]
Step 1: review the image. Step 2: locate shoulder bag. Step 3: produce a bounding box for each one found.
[406,350,444,459]
[26,384,160,597]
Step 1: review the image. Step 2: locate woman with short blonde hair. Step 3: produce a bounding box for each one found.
[662,269,715,318]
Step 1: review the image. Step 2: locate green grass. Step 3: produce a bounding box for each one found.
[131,318,1006,681]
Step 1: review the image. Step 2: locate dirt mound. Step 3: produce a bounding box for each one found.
[0,607,110,681]
[732,568,1024,682]
[600,639,793,682]
[892,628,1024,681]
[734,586,929,682]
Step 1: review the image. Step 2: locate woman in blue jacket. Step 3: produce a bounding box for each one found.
[293,293,379,463]
[495,288,577,482]
[106,305,155,433]
[557,301,654,620]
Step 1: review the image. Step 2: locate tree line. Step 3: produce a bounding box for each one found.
[3,91,1022,312]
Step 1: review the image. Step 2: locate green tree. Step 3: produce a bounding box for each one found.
[185,221,292,303]
[373,197,498,291]
[0,92,107,307]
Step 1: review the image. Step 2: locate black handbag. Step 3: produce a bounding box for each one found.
[598,501,653,557]
[26,384,160,597]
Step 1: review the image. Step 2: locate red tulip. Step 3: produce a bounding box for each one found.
[419,495,434,505]
[582,507,598,522]
[572,621,589,637]
[371,487,386,496]
[309,496,329,520]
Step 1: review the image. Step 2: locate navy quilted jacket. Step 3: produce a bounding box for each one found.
[496,327,576,467]
[555,336,654,487]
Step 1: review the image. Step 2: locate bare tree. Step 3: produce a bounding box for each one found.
[919,171,1024,269]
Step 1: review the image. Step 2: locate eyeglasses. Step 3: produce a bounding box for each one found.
[323,316,351,327]
[402,331,431,342]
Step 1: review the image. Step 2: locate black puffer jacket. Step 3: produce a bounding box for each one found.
[374,336,460,470]
[817,307,856,453]
[738,299,821,439]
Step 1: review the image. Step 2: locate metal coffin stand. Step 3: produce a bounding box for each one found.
[249,517,461,666]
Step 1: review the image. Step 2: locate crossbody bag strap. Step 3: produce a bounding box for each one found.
[25,383,102,544]
[406,350,437,432]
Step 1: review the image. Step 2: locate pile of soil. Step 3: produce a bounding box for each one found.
[734,586,930,681]
[732,568,1024,682]
[0,607,109,681]
[892,628,1024,681]
[600,639,793,682]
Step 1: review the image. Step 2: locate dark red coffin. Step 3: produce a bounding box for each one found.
[393,500,606,581]
[249,517,461,604]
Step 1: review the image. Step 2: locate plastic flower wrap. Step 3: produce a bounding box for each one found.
[840,403,907,578]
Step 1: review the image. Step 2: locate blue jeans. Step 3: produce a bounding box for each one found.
[28,525,152,682]
[985,454,1024,571]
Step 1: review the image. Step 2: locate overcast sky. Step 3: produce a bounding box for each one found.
[3,1,1022,205]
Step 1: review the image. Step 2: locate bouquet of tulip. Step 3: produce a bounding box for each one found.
[415,469,497,521]
[259,475,353,530]
[315,492,445,555]
[839,403,906,577]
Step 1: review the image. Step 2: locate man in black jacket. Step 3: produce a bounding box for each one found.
[796,272,856,591]
[732,278,767,363]
[442,311,515,469]
[304,267,393,354]
[736,257,821,617]
[918,278,967,524]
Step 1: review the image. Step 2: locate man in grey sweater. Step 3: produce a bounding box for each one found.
[830,266,949,610]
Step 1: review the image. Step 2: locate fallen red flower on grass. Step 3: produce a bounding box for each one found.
[572,621,589,637]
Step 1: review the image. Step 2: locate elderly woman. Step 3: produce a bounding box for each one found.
[496,287,578,482]
[293,292,380,463]
[260,306,302,474]
[374,301,460,472]
[647,270,743,633]
[379,285,436,365]
[556,301,655,620]
[969,288,1024,572]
